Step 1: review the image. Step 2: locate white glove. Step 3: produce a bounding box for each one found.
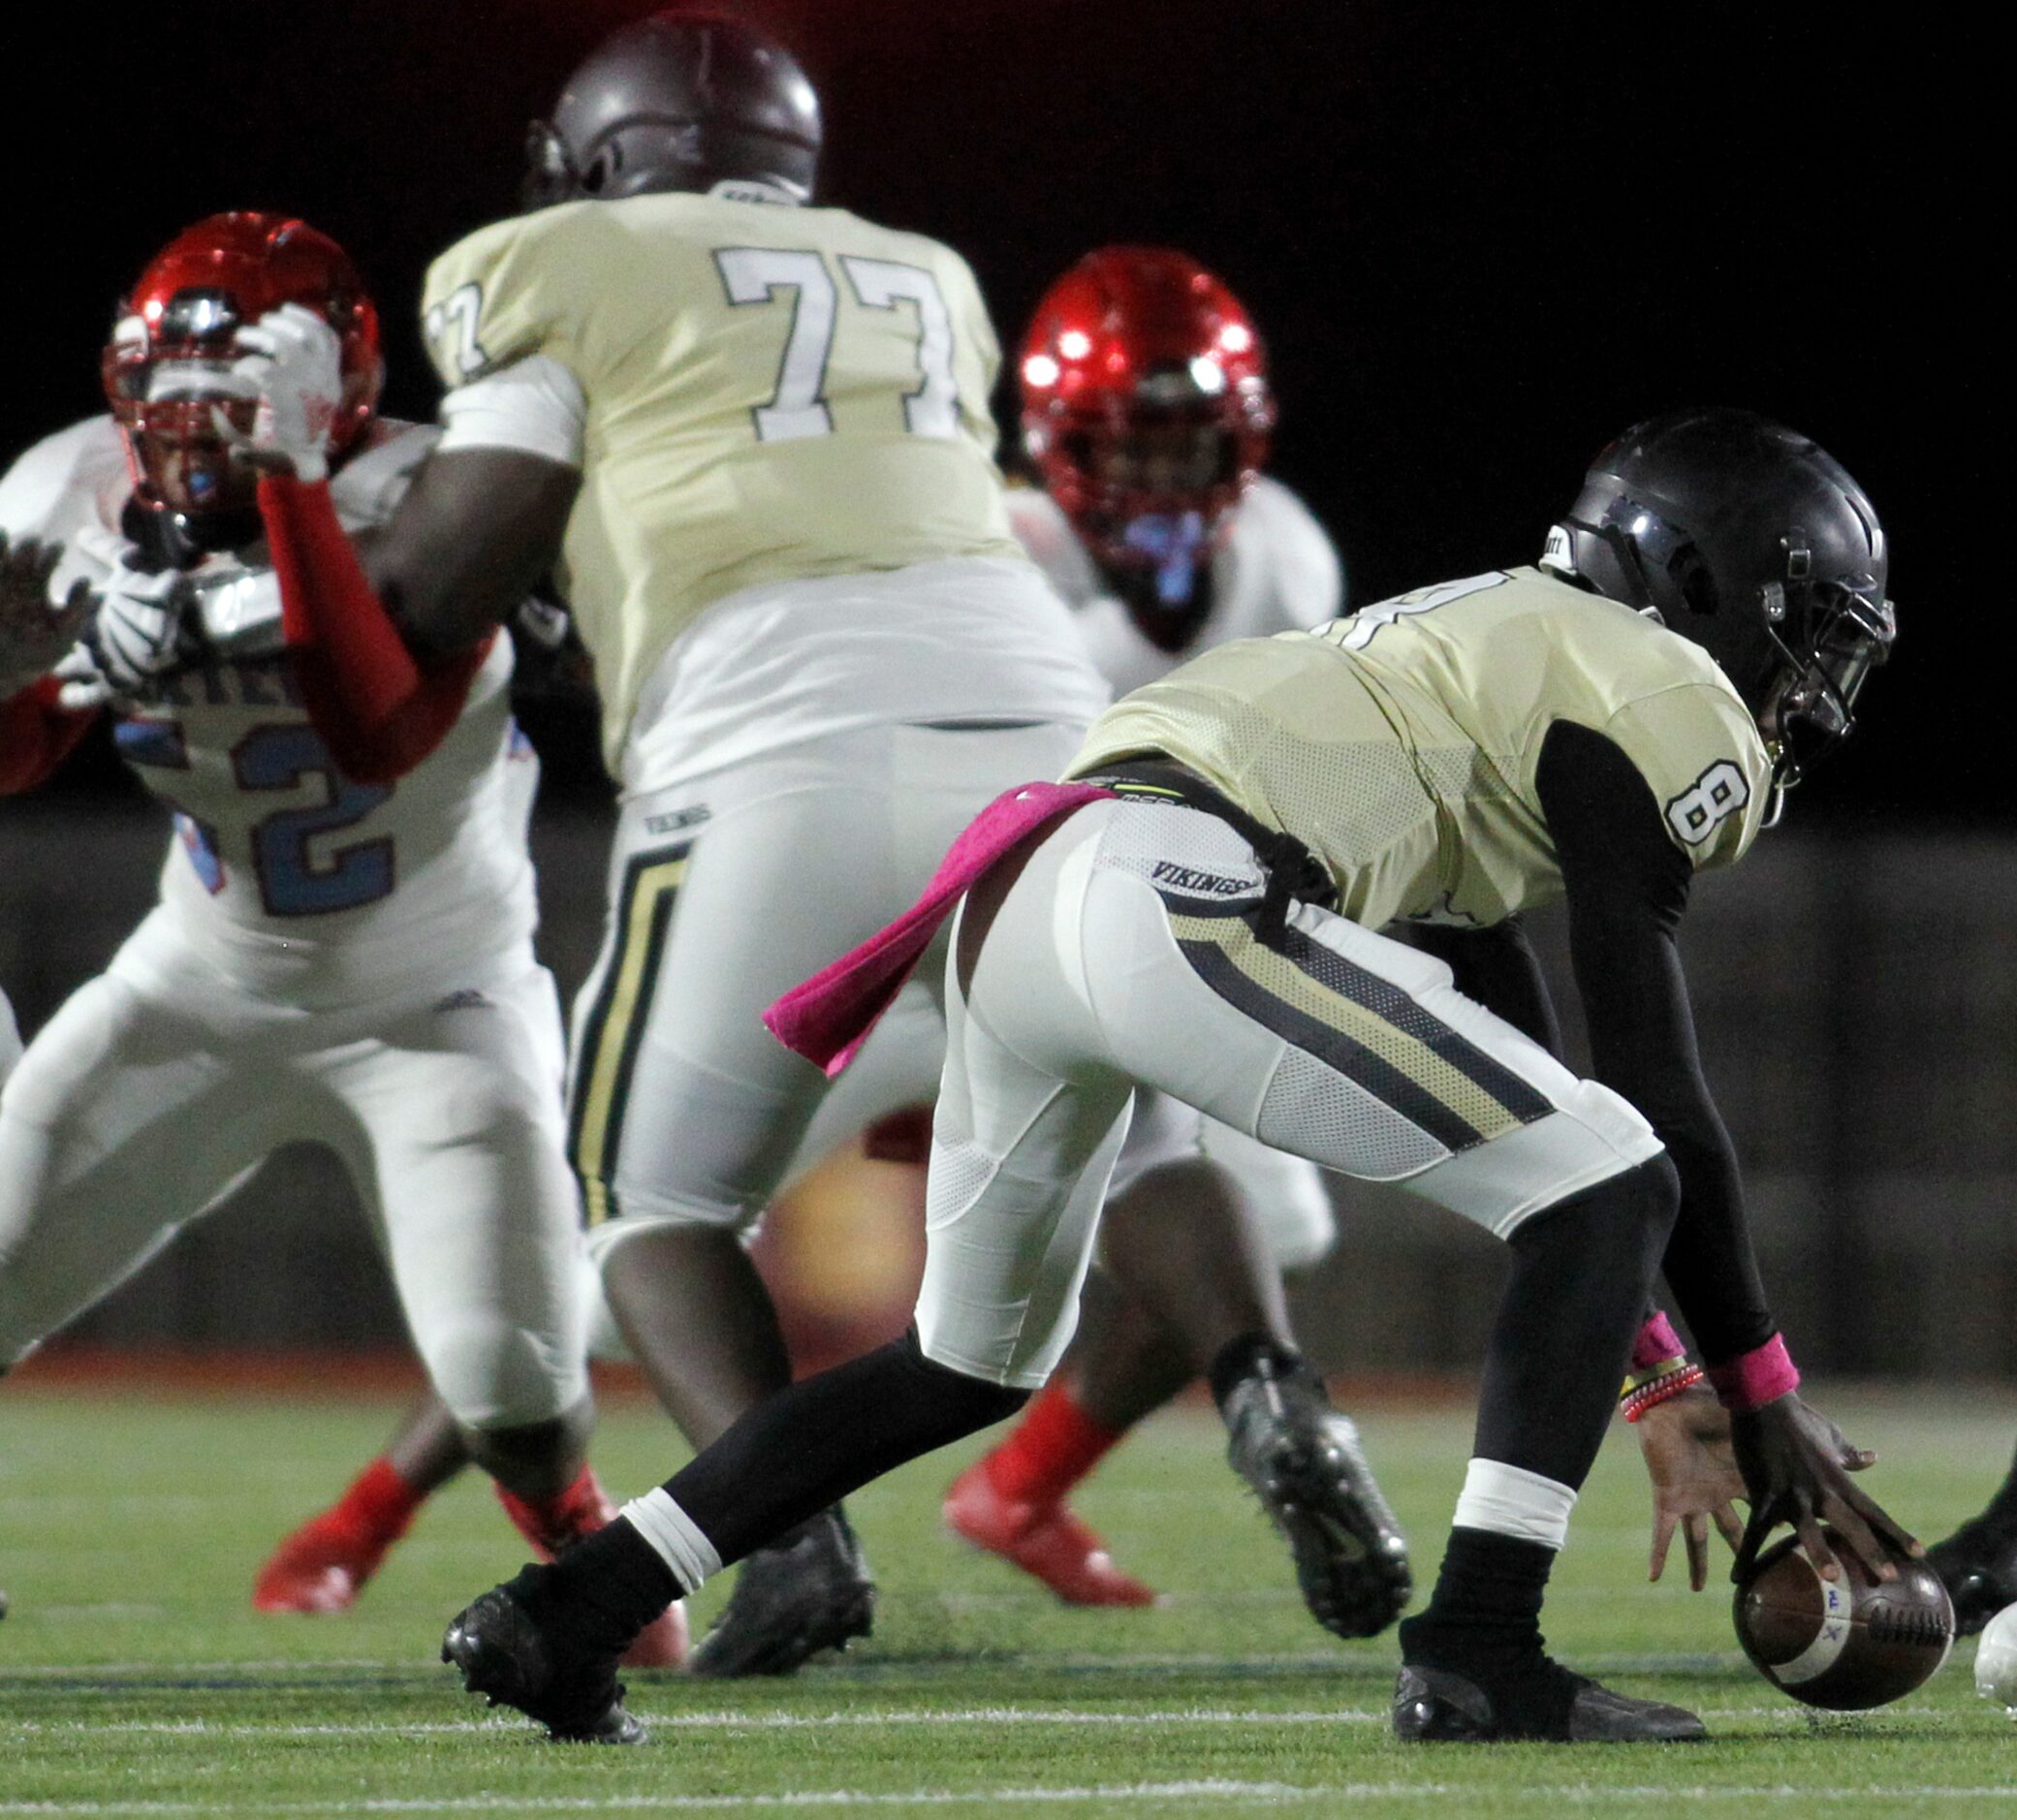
[220,302,345,483]
[51,528,195,709]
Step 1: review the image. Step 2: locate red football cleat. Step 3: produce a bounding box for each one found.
[497,1469,690,1670]
[253,1514,392,1614]
[943,1460,1157,1607]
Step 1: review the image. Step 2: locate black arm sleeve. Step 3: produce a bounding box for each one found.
[1535,718,1775,1364]
[1405,918,1564,1058]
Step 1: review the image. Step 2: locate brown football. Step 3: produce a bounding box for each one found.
[1734,1526,1954,1710]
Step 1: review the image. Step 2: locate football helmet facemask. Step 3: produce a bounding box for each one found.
[1541,406,1894,811]
[523,10,821,211]
[1020,246,1275,616]
[102,212,381,551]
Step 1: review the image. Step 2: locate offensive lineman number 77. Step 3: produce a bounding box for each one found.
[712,247,961,443]
[426,251,962,445]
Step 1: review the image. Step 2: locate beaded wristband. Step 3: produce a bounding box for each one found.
[1622,1353,1688,1398]
[1622,1362,1706,1424]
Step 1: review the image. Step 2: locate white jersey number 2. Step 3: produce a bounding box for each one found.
[713,247,960,443]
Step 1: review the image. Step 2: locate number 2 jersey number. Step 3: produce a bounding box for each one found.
[234,723,395,917]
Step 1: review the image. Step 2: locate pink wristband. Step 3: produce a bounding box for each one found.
[1630,1310,1686,1371]
[1706,1333,1801,1413]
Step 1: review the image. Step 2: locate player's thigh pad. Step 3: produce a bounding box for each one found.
[1197,1118,1339,1270]
[979,800,1662,1241]
[337,959,587,1429]
[0,970,283,1362]
[569,721,1083,1243]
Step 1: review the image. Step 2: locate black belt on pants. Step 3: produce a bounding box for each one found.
[1076,756,1338,944]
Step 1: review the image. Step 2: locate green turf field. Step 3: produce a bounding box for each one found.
[4,1380,2016,1816]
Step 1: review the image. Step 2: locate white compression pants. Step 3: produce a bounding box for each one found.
[798,981,1337,1269]
[916,798,1664,1389]
[568,719,1089,1256]
[0,916,588,1429]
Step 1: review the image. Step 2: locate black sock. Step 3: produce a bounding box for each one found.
[1207,1332,1305,1412]
[1398,1525,1555,1671]
[523,1516,679,1656]
[664,1331,1024,1565]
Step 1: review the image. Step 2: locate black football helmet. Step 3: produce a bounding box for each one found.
[523,10,821,210]
[1542,407,1894,808]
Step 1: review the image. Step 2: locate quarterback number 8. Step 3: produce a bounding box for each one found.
[713,247,960,443]
[1664,760,1749,846]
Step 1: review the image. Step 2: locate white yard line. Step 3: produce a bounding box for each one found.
[0,1702,1954,1739]
[4,1785,2017,1815]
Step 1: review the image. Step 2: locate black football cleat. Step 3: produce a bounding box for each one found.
[1927,1521,2017,1636]
[442,1568,644,1744]
[687,1507,876,1679]
[1393,1661,1706,1743]
[1220,1357,1411,1639]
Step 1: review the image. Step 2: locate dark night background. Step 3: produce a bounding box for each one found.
[0,2,1993,820]
[0,5,2010,1380]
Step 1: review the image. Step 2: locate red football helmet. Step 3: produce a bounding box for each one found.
[1019,246,1275,577]
[102,212,382,530]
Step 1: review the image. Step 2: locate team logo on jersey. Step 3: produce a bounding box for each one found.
[1150,860,1254,897]
[1665,760,1749,845]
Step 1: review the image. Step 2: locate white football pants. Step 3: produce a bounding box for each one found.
[0,916,587,1430]
[568,718,1090,1255]
[916,799,1664,1388]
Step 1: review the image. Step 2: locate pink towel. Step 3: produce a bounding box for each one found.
[764,779,1115,1076]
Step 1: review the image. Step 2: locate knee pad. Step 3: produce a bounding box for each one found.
[581,1198,756,1277]
[427,1315,588,1433]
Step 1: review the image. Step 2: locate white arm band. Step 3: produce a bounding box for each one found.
[436,354,586,468]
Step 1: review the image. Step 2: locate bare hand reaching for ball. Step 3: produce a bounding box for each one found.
[1636,1385,1746,1589]
[1730,1393,1922,1585]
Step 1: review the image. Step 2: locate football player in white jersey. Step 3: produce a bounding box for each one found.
[0,213,682,1664]
[943,247,1357,1605]
[439,408,1917,1747]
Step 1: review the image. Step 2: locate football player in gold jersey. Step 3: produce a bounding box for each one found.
[434,407,1915,1745]
[230,10,1115,1683]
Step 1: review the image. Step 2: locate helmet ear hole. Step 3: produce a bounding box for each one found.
[582,144,620,196]
[1678,557,1718,618]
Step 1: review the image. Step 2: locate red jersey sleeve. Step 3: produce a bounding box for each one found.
[0,675,96,795]
[258,472,490,786]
